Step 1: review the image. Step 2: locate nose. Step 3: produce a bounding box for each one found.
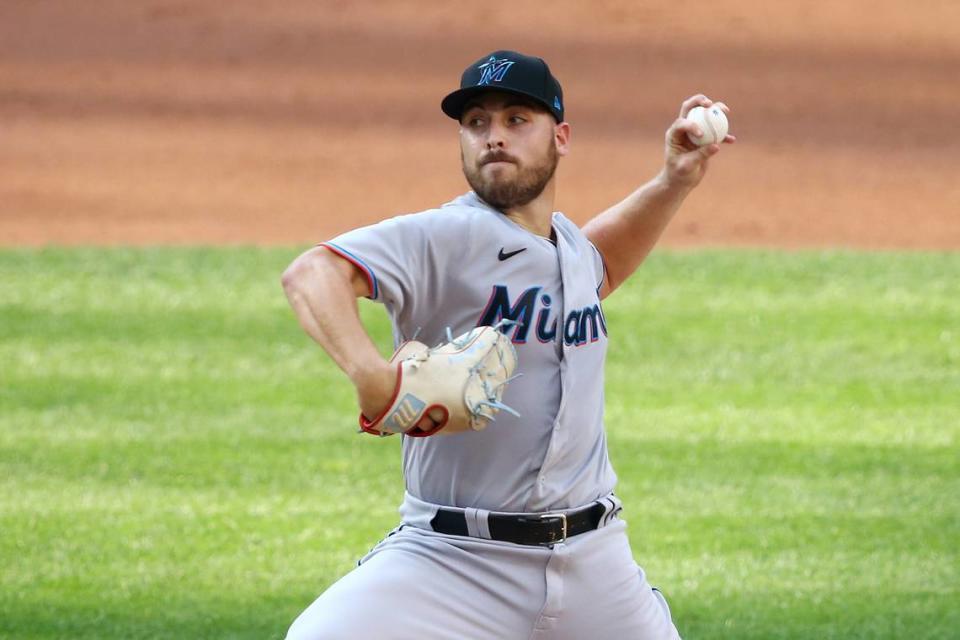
[485,120,507,149]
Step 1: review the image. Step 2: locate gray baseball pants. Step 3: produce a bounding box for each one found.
[286,516,681,640]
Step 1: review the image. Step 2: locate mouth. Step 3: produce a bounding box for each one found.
[480,154,517,167]
[481,159,517,172]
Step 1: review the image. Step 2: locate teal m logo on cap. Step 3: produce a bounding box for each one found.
[477,57,515,85]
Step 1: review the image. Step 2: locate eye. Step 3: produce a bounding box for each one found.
[509,114,527,125]
[464,115,486,128]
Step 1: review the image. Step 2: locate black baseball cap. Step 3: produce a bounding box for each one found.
[441,50,564,123]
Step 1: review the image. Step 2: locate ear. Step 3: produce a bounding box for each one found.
[554,122,571,156]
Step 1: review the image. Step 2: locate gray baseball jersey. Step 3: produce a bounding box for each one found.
[289,192,681,640]
[321,191,616,512]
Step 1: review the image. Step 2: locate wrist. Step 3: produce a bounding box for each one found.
[654,168,697,195]
[351,359,398,420]
[348,357,393,391]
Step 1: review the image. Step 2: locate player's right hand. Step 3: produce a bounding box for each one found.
[661,94,735,190]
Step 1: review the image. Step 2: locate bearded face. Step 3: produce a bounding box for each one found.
[461,136,559,210]
[458,96,562,211]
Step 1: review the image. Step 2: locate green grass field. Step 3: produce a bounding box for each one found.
[1,247,957,640]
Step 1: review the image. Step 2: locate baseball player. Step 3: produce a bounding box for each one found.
[281,50,733,640]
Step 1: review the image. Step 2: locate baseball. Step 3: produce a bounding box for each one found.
[686,104,729,146]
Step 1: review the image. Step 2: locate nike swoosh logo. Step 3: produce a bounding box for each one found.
[498,247,527,261]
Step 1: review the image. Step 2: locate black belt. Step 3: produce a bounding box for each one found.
[429,502,607,546]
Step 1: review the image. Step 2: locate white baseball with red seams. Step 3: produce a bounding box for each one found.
[686,104,729,146]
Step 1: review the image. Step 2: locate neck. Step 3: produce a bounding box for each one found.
[500,179,556,237]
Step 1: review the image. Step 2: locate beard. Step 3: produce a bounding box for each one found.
[462,139,559,211]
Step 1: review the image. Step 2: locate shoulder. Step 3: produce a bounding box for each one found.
[326,193,502,260]
[552,212,595,253]
[551,212,580,234]
[381,195,510,252]
[553,212,606,292]
[389,193,494,232]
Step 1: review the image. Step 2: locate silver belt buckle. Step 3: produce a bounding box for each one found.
[539,512,568,546]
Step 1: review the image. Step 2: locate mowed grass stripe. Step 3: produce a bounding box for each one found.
[1,247,957,639]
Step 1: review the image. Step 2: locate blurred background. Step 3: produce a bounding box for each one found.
[2,0,958,248]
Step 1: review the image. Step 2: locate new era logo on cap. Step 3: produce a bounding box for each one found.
[477,57,516,85]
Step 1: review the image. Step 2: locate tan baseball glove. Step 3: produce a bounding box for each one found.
[359,325,520,438]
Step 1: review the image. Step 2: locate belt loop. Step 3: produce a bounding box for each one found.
[463,508,481,537]
[476,509,492,539]
[464,508,493,539]
[601,495,623,526]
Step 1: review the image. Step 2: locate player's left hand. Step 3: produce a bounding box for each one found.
[661,94,735,190]
[358,326,520,438]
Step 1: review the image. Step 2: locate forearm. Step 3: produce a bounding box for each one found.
[583,171,693,293]
[281,249,386,385]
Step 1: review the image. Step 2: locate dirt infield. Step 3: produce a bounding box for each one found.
[2,1,958,248]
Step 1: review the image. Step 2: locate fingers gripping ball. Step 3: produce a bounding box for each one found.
[359,326,520,438]
[686,105,729,146]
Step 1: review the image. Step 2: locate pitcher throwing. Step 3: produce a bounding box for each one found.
[281,49,734,640]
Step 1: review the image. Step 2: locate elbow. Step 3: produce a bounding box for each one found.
[281,245,368,301]
[280,261,301,294]
[281,249,325,299]
[280,260,304,298]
